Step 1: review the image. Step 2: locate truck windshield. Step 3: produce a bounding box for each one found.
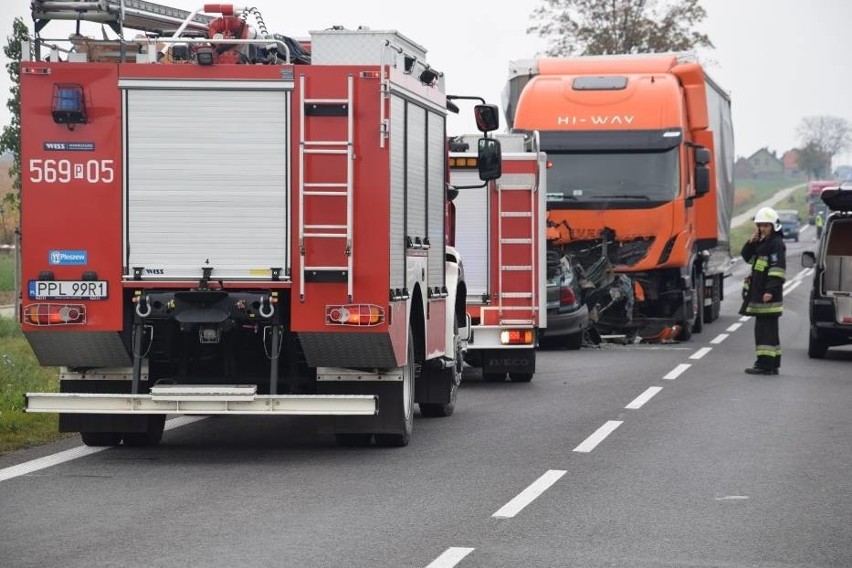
[545,148,680,203]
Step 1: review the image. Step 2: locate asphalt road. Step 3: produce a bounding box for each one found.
[1,224,849,568]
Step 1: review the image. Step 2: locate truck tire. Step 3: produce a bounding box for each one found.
[704,275,721,323]
[121,415,166,447]
[335,433,373,447]
[483,372,507,383]
[419,321,461,418]
[509,372,533,383]
[691,278,704,335]
[374,330,415,447]
[807,329,828,359]
[81,432,121,447]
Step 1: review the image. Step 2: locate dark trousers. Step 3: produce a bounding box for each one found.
[754,315,781,370]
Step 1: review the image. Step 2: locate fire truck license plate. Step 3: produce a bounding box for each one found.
[28,280,108,300]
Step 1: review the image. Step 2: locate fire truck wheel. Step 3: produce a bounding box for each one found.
[335,433,374,447]
[419,321,461,418]
[121,415,166,447]
[80,432,122,447]
[374,330,415,447]
[483,372,507,383]
[509,372,534,382]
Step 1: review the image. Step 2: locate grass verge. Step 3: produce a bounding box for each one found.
[0,318,66,455]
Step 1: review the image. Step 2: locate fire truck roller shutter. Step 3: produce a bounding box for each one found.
[407,104,427,250]
[451,168,489,300]
[124,86,289,280]
[389,94,406,289]
[427,111,447,290]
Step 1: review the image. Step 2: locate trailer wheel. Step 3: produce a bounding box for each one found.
[419,321,461,418]
[80,432,121,447]
[374,330,415,447]
[121,415,166,447]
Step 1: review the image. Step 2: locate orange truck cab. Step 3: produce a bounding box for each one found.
[503,54,735,340]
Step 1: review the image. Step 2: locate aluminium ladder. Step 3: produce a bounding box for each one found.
[297,73,355,302]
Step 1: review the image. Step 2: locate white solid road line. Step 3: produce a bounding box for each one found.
[426,547,475,568]
[492,469,567,518]
[710,333,729,345]
[785,281,802,295]
[689,347,712,360]
[0,416,204,483]
[663,363,691,380]
[625,386,663,410]
[0,445,107,482]
[573,421,623,453]
[726,323,742,332]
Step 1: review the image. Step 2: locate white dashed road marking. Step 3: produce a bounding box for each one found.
[710,333,729,344]
[663,363,691,380]
[625,387,663,410]
[492,469,566,519]
[426,548,475,568]
[573,421,623,453]
[689,347,713,360]
[726,323,742,332]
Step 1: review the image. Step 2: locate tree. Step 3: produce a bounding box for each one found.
[796,141,831,179]
[528,0,714,57]
[796,115,851,175]
[0,17,28,211]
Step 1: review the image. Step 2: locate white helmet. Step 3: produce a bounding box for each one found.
[754,206,781,231]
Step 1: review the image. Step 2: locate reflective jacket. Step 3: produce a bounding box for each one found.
[739,230,786,316]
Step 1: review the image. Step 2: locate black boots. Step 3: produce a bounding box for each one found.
[744,367,779,375]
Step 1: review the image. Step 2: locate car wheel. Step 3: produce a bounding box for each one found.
[807,329,828,359]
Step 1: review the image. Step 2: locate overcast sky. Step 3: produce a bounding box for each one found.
[2,0,851,164]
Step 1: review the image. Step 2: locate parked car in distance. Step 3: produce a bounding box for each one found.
[539,251,589,349]
[801,185,852,358]
[776,209,801,242]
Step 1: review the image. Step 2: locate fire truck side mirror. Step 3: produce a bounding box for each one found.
[474,104,500,133]
[478,138,502,181]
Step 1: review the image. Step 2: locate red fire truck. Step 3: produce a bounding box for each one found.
[20,1,501,448]
[449,133,546,382]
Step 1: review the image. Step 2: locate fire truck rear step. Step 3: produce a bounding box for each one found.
[26,387,377,415]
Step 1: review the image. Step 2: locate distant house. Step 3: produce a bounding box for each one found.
[744,147,785,179]
[781,149,801,177]
[735,157,754,180]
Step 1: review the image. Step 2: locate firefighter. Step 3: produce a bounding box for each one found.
[740,206,786,375]
[815,209,825,240]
